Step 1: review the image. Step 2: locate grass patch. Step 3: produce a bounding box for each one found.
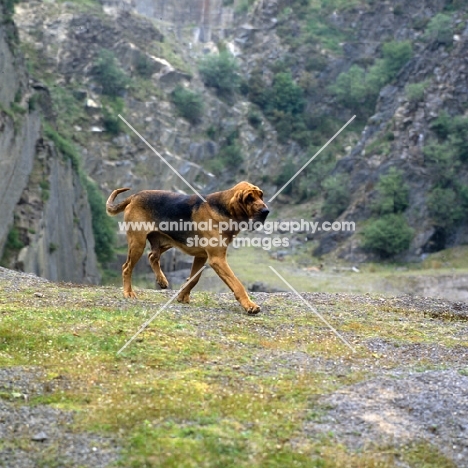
[1,272,466,465]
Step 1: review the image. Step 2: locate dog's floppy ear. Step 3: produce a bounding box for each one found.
[229,189,250,219]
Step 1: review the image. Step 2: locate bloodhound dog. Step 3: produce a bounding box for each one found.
[106,181,269,314]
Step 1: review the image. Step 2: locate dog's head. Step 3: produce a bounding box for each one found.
[229,181,269,222]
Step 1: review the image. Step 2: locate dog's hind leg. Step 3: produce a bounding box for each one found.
[177,255,207,304]
[122,232,147,299]
[147,232,171,289]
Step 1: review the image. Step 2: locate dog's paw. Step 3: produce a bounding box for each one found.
[245,303,260,315]
[124,290,137,299]
[157,276,169,289]
[176,294,190,304]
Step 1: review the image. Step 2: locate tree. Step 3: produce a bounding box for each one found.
[92,50,129,96]
[362,214,414,258]
[198,51,240,94]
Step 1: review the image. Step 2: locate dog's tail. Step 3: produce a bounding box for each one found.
[106,188,132,216]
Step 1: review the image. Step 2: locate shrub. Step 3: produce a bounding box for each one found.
[84,178,116,264]
[247,108,262,128]
[5,227,24,251]
[44,123,80,170]
[135,55,155,79]
[361,214,414,258]
[380,40,413,78]
[102,97,124,135]
[372,168,410,215]
[246,70,269,109]
[2,0,18,20]
[423,13,453,45]
[427,186,462,229]
[171,85,204,124]
[198,51,240,94]
[328,65,367,111]
[235,0,254,14]
[430,111,452,139]
[449,116,468,161]
[426,113,468,162]
[218,143,244,168]
[92,49,129,96]
[405,81,428,102]
[0,227,24,266]
[267,72,305,115]
[321,174,350,220]
[275,160,296,195]
[331,41,412,115]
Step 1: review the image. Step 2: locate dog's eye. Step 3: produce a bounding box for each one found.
[245,194,254,203]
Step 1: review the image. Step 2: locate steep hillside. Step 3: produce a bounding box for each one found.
[2,0,468,282]
[0,0,100,283]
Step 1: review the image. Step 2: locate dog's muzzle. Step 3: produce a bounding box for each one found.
[254,207,270,223]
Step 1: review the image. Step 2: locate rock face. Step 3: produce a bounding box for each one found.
[0,6,100,283]
[16,144,100,284]
[312,0,468,261]
[0,18,37,253]
[4,0,468,279]
[131,0,225,42]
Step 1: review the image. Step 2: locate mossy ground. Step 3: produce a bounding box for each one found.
[1,268,465,467]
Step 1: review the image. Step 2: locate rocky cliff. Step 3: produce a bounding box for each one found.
[2,0,468,281]
[0,1,100,283]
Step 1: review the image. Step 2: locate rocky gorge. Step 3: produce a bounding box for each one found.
[0,0,467,282]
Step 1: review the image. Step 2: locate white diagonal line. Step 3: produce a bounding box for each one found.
[269,266,356,353]
[118,114,207,202]
[117,266,207,355]
[268,115,356,202]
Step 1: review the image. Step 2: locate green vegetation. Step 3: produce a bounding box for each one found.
[371,168,409,215]
[423,13,453,45]
[206,129,245,174]
[49,85,91,145]
[102,97,124,135]
[199,51,241,95]
[405,80,429,103]
[43,123,116,264]
[247,108,262,129]
[134,54,155,79]
[0,275,464,466]
[39,180,50,201]
[427,186,462,229]
[361,168,413,258]
[44,123,81,170]
[245,71,315,146]
[171,85,204,124]
[0,227,24,266]
[84,178,116,264]
[235,0,255,14]
[362,213,414,258]
[0,0,19,21]
[266,72,305,115]
[218,143,244,168]
[321,174,350,220]
[329,65,367,111]
[422,111,468,238]
[274,160,296,196]
[330,40,413,116]
[92,49,130,96]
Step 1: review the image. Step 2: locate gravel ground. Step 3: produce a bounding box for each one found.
[0,368,120,468]
[305,370,468,467]
[1,267,468,466]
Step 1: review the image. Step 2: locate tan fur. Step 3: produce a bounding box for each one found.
[106,181,269,314]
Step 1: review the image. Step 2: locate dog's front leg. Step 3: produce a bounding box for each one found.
[207,250,260,314]
[177,255,207,304]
